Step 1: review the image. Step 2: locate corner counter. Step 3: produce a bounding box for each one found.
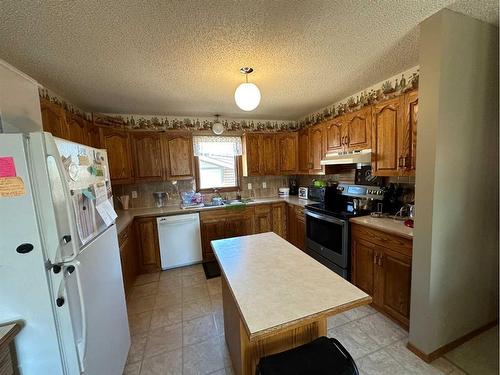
[350,216,414,239]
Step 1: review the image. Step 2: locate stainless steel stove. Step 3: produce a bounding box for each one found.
[304,184,384,279]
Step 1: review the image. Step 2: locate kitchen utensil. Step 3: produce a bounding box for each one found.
[117,195,129,210]
[153,192,167,207]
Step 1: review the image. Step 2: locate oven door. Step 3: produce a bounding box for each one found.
[305,209,348,268]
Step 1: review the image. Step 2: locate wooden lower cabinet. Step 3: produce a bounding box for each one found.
[200,207,254,262]
[287,204,306,251]
[200,204,288,262]
[351,223,412,328]
[134,217,161,273]
[118,223,138,297]
[271,203,286,238]
[254,205,272,233]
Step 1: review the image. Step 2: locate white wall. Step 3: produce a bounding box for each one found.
[0,59,43,133]
[410,9,499,354]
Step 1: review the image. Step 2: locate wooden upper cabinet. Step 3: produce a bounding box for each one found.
[371,96,404,176]
[242,133,261,176]
[40,98,68,139]
[99,127,133,184]
[298,128,310,174]
[163,132,194,180]
[402,90,418,175]
[345,106,372,151]
[132,132,164,182]
[324,116,345,153]
[87,122,101,149]
[309,124,324,174]
[277,133,298,174]
[260,134,277,175]
[66,113,88,145]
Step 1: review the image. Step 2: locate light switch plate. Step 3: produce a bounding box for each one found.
[262,182,267,189]
[131,191,138,199]
[247,183,252,190]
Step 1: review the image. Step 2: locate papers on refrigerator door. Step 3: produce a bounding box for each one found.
[72,190,97,245]
[96,199,117,227]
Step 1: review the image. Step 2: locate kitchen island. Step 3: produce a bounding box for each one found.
[211,232,371,375]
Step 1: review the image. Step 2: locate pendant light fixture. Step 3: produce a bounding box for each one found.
[234,67,261,111]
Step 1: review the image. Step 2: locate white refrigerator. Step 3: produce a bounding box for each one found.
[0,132,130,375]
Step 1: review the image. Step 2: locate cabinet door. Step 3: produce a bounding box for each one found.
[325,117,345,153]
[134,217,161,273]
[287,204,297,246]
[260,134,277,175]
[40,98,68,139]
[99,127,133,184]
[66,114,88,145]
[352,237,376,296]
[163,133,194,180]
[119,225,138,297]
[225,214,254,238]
[402,90,418,175]
[309,125,324,174]
[296,211,306,252]
[272,203,286,238]
[133,132,164,182]
[87,122,101,148]
[298,129,310,174]
[243,133,261,176]
[372,97,404,176]
[277,133,298,174]
[255,205,272,233]
[346,107,371,151]
[379,248,412,326]
[200,218,226,262]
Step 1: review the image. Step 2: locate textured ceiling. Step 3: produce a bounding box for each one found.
[0,0,497,120]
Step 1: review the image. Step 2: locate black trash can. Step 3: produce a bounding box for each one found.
[256,336,359,375]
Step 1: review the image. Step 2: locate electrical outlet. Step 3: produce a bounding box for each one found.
[262,182,267,189]
[247,183,252,190]
[131,191,138,199]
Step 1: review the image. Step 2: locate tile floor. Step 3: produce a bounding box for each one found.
[123,265,497,375]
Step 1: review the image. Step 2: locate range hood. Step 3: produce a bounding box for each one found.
[320,149,372,166]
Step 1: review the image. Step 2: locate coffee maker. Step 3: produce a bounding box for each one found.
[288,178,298,195]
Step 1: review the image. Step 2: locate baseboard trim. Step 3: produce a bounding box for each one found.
[407,319,498,363]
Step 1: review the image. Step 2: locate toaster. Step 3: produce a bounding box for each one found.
[298,187,308,200]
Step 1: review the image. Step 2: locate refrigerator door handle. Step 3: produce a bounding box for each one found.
[71,260,88,373]
[44,134,79,263]
[58,261,87,372]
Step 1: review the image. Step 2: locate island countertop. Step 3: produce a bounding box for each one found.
[211,232,371,340]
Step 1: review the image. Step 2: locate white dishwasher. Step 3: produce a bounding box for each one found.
[157,213,203,270]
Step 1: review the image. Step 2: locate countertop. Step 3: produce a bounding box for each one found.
[350,215,414,239]
[115,196,313,234]
[0,323,21,347]
[211,232,371,340]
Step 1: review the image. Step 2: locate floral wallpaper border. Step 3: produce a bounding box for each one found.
[298,66,419,127]
[95,112,299,132]
[38,87,92,121]
[39,66,418,132]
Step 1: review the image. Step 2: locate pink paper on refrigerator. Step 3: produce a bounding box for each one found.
[0,157,16,177]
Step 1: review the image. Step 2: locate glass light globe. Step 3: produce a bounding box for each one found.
[234,82,261,111]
